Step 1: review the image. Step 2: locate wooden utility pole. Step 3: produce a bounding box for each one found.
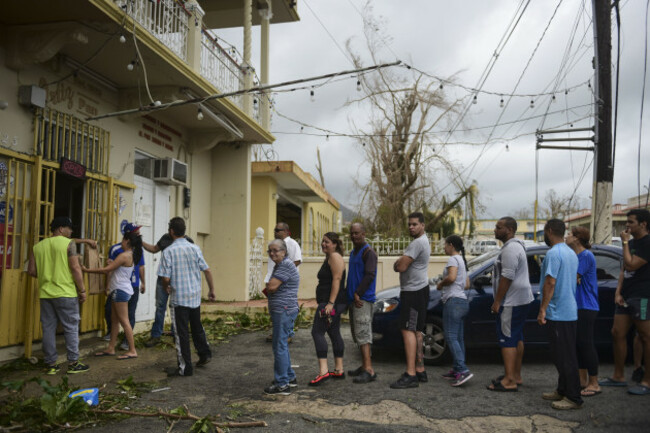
[590,0,614,244]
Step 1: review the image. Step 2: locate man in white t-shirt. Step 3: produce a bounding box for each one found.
[264,222,302,283]
[265,222,302,342]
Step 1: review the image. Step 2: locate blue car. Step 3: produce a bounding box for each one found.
[372,244,623,365]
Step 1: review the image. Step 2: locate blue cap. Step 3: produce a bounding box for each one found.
[120,219,141,235]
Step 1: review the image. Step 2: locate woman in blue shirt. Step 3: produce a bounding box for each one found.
[566,226,600,397]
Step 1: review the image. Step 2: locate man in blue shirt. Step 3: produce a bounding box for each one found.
[158,217,215,377]
[537,219,582,410]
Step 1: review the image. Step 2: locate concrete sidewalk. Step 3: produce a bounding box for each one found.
[202,298,318,315]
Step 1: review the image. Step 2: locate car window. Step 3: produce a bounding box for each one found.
[594,253,621,280]
[527,254,543,285]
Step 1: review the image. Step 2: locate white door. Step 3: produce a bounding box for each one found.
[134,176,169,322]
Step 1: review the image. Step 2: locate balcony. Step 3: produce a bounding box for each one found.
[116,0,266,126]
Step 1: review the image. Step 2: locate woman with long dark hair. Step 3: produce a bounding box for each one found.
[566,226,600,396]
[84,231,143,360]
[309,232,347,386]
[436,235,473,386]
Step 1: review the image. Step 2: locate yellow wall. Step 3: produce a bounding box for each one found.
[302,201,341,256]
[206,144,251,301]
[250,176,277,240]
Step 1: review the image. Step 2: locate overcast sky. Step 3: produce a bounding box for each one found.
[221,0,649,219]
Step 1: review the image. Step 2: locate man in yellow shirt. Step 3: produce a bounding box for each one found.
[28,216,89,375]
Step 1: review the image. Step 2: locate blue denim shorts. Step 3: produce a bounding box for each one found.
[111,289,131,303]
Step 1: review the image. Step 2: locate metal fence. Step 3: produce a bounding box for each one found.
[200,29,245,109]
[118,0,190,62]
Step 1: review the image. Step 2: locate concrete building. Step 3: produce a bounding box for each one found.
[0,0,299,356]
[565,194,650,238]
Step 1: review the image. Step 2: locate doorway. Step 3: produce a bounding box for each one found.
[53,173,85,237]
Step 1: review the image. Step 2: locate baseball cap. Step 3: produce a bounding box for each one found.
[120,219,141,235]
[50,216,74,232]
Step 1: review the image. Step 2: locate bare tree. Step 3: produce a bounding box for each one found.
[541,189,583,219]
[347,9,468,236]
[315,145,325,187]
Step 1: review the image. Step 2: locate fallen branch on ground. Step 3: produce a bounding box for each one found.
[91,408,267,429]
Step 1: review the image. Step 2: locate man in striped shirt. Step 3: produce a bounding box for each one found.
[158,217,215,377]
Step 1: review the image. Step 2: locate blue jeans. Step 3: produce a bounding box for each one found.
[443,297,470,373]
[150,277,169,338]
[271,309,298,387]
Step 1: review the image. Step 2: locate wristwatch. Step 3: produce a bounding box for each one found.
[623,241,629,245]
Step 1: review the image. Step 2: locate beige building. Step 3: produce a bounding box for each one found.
[0,0,299,356]
[251,160,341,255]
[565,194,650,238]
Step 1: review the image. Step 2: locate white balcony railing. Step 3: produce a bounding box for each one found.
[200,30,245,110]
[117,0,189,62]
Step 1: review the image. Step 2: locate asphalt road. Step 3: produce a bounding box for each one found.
[78,323,648,433]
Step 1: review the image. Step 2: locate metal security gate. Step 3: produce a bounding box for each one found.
[0,107,133,357]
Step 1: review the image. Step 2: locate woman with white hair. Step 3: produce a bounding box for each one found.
[263,239,300,395]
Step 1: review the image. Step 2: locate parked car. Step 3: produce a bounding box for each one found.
[470,240,500,255]
[372,244,623,365]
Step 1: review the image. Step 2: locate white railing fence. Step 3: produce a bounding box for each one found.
[200,29,245,109]
[117,0,189,61]
[248,227,266,298]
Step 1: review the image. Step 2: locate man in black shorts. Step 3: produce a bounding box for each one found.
[390,212,431,389]
[599,209,650,395]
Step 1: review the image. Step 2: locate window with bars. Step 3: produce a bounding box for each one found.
[34,108,110,175]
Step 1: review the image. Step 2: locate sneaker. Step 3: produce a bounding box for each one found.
[329,370,346,379]
[196,356,212,367]
[416,371,428,383]
[551,397,582,410]
[101,333,111,341]
[46,364,60,375]
[308,372,331,386]
[67,361,89,374]
[348,366,365,377]
[166,367,192,377]
[119,341,129,351]
[353,371,377,384]
[264,384,291,395]
[144,337,161,348]
[632,367,645,383]
[441,369,458,380]
[288,378,298,388]
[390,372,419,389]
[451,371,473,387]
[542,390,563,401]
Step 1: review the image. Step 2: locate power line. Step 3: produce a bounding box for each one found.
[637,0,650,199]
[303,0,354,65]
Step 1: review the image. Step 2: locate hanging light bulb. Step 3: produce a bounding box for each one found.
[310,89,315,102]
[356,79,361,91]
[126,60,136,71]
[197,107,204,121]
[300,126,304,133]
[499,97,504,108]
[505,144,510,152]
[565,89,569,95]
[552,94,556,103]
[326,135,329,141]
[439,83,444,90]
[529,99,534,109]
[119,34,126,44]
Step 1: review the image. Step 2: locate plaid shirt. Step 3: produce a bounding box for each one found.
[157,238,209,308]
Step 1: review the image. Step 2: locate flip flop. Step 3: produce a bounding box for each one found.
[598,377,627,387]
[117,355,138,361]
[486,382,518,392]
[94,351,115,357]
[581,388,602,397]
[493,375,523,386]
[628,385,650,395]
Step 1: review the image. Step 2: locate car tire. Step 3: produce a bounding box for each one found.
[423,316,450,366]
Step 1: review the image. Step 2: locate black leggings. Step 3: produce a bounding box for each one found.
[312,303,347,359]
[576,309,599,376]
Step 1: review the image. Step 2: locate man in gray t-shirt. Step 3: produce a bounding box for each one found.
[487,217,534,392]
[390,212,431,389]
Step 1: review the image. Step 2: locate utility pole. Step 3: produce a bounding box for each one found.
[590,0,614,244]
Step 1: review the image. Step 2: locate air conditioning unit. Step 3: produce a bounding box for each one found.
[153,158,187,185]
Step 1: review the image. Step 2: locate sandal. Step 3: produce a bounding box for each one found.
[329,370,346,379]
[581,388,602,397]
[308,372,330,386]
[486,381,518,392]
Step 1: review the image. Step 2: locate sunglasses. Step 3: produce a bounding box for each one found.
[274,228,285,233]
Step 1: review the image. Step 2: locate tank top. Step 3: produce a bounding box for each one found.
[316,257,347,304]
[108,251,134,296]
[33,236,77,298]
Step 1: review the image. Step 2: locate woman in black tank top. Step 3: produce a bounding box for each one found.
[309,232,348,386]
